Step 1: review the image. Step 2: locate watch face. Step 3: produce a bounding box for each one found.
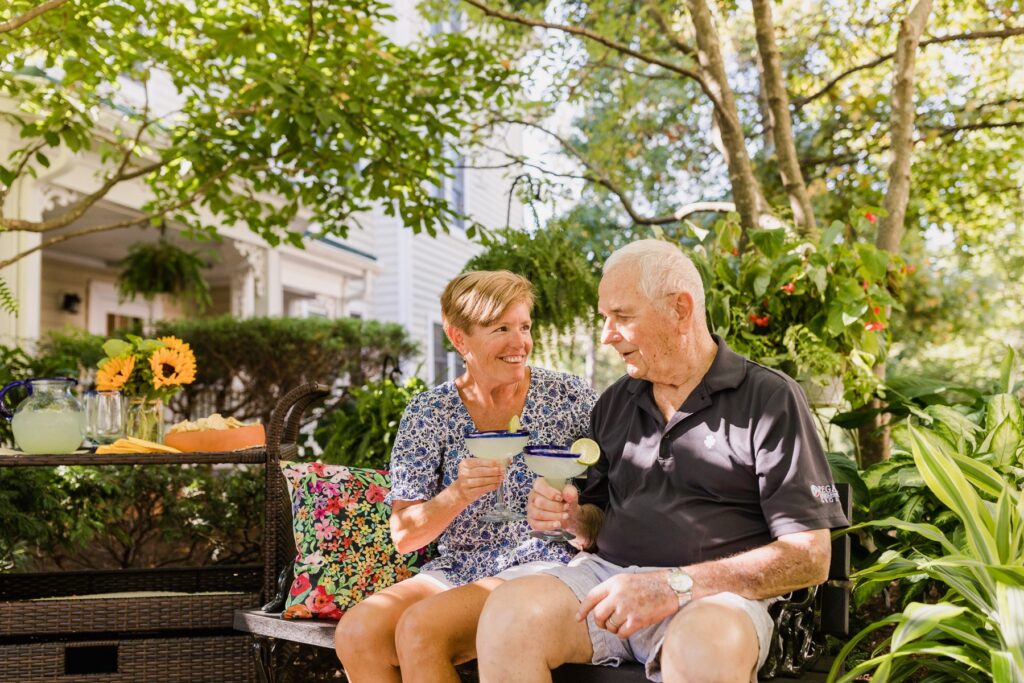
[669,569,693,593]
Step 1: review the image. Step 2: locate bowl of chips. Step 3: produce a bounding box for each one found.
[164,413,265,453]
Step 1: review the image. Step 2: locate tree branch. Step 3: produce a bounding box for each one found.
[644,1,695,58]
[0,161,237,270]
[794,26,1024,109]
[2,95,164,233]
[0,0,70,35]
[461,0,707,87]
[0,140,46,208]
[478,122,738,226]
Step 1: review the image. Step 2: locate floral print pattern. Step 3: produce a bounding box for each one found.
[387,367,597,586]
[281,462,430,620]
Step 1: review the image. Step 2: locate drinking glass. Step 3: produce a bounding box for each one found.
[465,429,529,523]
[523,444,588,541]
[86,390,125,445]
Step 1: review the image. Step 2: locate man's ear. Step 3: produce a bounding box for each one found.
[673,292,694,326]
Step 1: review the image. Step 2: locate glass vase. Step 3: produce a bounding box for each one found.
[124,397,164,443]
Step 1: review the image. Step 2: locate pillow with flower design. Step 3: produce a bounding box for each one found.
[280,461,429,620]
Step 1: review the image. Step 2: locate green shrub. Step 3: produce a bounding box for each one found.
[155,316,419,425]
[0,464,263,571]
[313,376,428,469]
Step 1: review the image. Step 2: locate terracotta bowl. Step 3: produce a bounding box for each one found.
[164,423,266,453]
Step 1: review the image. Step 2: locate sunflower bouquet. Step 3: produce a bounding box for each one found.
[96,334,197,400]
[95,334,196,444]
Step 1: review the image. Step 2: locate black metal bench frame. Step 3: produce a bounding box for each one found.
[234,382,852,682]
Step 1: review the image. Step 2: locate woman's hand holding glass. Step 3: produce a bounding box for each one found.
[527,477,580,537]
[453,457,504,506]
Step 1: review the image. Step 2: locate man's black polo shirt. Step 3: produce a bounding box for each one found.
[579,337,849,568]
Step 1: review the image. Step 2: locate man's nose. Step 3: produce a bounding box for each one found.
[600,319,619,345]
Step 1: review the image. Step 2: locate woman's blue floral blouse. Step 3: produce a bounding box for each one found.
[386,367,597,586]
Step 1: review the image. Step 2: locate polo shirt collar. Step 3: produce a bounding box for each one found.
[624,334,747,397]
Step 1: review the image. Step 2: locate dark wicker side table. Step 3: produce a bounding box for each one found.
[0,383,330,683]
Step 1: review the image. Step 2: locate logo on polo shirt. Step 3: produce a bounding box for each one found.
[810,484,840,504]
[704,435,716,449]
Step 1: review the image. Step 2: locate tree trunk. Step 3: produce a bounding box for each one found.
[685,0,768,235]
[751,0,817,238]
[861,0,934,468]
[879,0,933,251]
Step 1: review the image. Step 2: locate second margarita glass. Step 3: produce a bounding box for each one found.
[523,444,589,541]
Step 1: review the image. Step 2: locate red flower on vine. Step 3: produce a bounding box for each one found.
[749,313,771,327]
[865,212,878,224]
[780,282,795,294]
[865,321,886,331]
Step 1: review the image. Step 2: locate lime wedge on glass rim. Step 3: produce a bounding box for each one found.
[507,414,522,431]
[571,438,601,466]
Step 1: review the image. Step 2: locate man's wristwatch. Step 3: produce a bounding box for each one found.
[667,567,693,607]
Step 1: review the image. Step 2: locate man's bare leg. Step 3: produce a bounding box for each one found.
[395,577,503,683]
[660,595,761,683]
[334,577,444,683]
[477,575,594,683]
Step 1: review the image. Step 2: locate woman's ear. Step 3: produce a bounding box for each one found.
[446,325,466,357]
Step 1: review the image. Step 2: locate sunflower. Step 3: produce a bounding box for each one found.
[149,347,197,389]
[158,336,192,355]
[96,355,136,391]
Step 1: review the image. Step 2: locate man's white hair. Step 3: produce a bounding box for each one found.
[603,239,706,315]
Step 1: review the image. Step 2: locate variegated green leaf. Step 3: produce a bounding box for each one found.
[926,404,982,451]
[892,603,967,648]
[850,518,960,555]
[992,650,1024,683]
[998,347,1019,395]
[997,583,1024,678]
[910,426,999,564]
[951,449,1014,499]
[994,491,1016,565]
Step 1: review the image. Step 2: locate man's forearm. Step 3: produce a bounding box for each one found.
[685,530,831,600]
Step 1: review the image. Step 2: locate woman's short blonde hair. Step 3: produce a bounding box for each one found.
[441,271,535,331]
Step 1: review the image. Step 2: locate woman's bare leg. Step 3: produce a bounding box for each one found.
[395,577,503,683]
[334,577,445,683]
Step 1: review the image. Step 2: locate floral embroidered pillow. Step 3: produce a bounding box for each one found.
[280,462,428,620]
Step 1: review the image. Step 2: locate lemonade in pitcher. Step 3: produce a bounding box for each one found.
[1,377,86,454]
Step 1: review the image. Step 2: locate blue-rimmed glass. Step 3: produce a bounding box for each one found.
[523,444,588,541]
[465,429,529,522]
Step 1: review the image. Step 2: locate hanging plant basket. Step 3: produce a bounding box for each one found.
[117,240,213,311]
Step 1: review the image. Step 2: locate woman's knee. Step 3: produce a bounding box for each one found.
[394,599,441,657]
[335,599,399,661]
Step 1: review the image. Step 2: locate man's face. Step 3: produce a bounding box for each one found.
[597,267,680,382]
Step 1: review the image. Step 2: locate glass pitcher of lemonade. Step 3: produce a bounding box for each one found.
[0,377,85,454]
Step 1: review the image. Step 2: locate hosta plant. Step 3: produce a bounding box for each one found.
[831,388,1024,682]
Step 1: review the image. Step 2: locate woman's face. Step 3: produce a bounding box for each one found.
[456,301,533,385]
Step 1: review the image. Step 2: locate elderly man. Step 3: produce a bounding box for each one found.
[475,239,849,683]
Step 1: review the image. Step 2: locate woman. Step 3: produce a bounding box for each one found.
[335,270,596,682]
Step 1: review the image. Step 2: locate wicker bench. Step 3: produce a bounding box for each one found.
[234,383,851,682]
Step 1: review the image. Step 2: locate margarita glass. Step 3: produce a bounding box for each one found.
[465,429,530,522]
[523,444,589,541]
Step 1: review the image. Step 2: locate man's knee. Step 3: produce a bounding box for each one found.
[660,597,760,683]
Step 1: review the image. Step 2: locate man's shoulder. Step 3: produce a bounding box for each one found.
[595,374,639,407]
[733,355,803,399]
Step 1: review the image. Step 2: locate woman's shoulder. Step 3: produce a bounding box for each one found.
[404,380,460,411]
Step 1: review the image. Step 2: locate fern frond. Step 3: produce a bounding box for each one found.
[0,278,18,315]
